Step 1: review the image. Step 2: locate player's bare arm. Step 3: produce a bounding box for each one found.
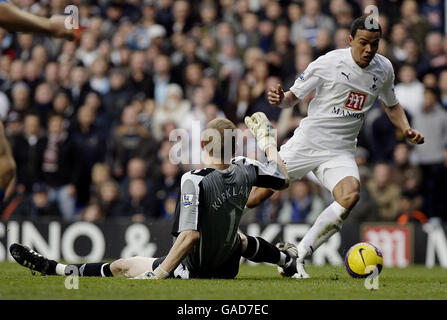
[155,230,200,278]
[383,103,425,144]
[268,83,299,108]
[0,2,76,40]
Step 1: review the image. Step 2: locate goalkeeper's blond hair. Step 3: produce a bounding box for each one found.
[202,118,237,162]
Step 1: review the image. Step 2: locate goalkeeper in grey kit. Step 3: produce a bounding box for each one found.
[10,113,299,280]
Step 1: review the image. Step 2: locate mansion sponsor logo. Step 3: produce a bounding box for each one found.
[331,106,365,120]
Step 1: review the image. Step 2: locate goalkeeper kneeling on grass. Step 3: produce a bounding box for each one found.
[10,113,301,279]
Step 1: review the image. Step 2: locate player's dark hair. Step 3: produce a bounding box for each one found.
[350,15,382,38]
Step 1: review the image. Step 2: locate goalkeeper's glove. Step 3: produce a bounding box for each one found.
[132,266,169,280]
[244,112,277,152]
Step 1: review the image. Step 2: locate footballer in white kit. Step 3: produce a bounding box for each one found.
[280,45,397,190]
[246,15,424,279]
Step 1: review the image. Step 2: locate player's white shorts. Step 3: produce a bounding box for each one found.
[279,139,360,192]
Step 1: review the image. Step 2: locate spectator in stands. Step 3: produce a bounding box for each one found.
[268,23,294,82]
[401,37,430,78]
[421,0,443,32]
[5,111,23,151]
[44,62,60,92]
[396,191,428,225]
[52,90,75,126]
[79,203,104,222]
[102,68,132,124]
[68,66,92,110]
[33,82,54,123]
[107,105,157,179]
[237,11,260,50]
[153,158,182,214]
[119,157,154,199]
[216,40,243,102]
[75,31,99,67]
[290,0,335,47]
[13,182,61,219]
[152,83,191,141]
[13,113,45,195]
[438,70,447,109]
[152,54,179,107]
[89,163,112,203]
[11,82,31,118]
[120,178,159,222]
[128,50,154,100]
[247,58,269,102]
[72,105,107,207]
[367,162,402,221]
[89,57,110,96]
[96,179,124,218]
[224,79,252,126]
[277,180,325,224]
[391,142,423,211]
[202,71,227,110]
[394,64,424,117]
[331,0,354,29]
[424,31,447,76]
[388,22,409,64]
[412,87,447,217]
[170,0,193,35]
[41,113,80,221]
[400,0,431,53]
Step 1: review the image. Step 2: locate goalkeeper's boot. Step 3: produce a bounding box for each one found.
[292,259,310,279]
[276,242,298,277]
[9,243,50,275]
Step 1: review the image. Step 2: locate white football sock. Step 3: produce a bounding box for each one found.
[297,201,348,261]
[55,263,68,276]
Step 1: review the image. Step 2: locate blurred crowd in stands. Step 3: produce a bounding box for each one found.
[0,0,446,224]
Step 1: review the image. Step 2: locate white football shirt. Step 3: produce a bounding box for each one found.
[288,47,398,154]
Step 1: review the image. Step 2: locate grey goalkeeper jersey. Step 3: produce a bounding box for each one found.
[171,156,286,275]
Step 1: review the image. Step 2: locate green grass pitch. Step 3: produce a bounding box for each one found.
[0,262,446,300]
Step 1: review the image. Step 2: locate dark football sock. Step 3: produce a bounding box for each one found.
[242,236,280,264]
[65,262,113,277]
[46,259,58,275]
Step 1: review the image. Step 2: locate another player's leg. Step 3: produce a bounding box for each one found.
[239,233,298,277]
[0,120,16,202]
[294,176,360,279]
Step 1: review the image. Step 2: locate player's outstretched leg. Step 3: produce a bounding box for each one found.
[9,243,113,277]
[240,233,297,276]
[9,243,50,275]
[293,176,360,279]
